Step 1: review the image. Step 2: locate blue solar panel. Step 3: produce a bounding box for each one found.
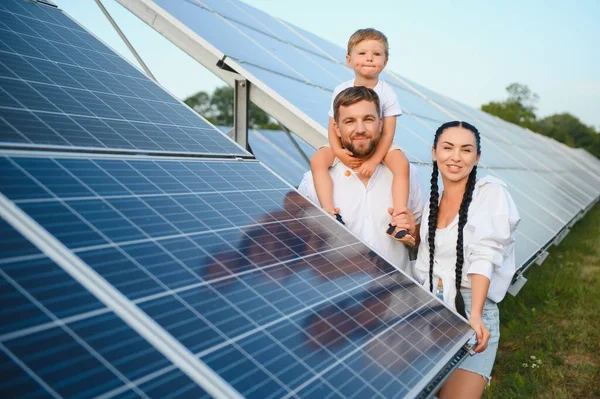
[0,0,249,157]
[1,154,473,398]
[0,218,210,398]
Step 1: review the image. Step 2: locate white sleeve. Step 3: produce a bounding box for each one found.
[465,185,520,280]
[297,171,321,206]
[408,166,424,225]
[328,85,344,118]
[381,84,402,118]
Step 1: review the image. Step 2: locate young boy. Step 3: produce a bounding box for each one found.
[310,28,413,246]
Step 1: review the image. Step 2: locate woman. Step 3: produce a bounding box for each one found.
[414,121,520,398]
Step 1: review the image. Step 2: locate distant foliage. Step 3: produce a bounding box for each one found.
[481,83,599,158]
[184,86,280,129]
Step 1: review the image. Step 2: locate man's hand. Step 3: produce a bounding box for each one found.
[336,148,363,169]
[387,208,416,236]
[357,159,378,177]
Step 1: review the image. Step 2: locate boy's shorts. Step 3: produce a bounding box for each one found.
[320,143,402,152]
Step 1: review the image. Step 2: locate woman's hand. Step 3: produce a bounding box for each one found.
[469,314,490,353]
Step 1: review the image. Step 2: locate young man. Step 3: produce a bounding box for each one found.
[300,86,423,275]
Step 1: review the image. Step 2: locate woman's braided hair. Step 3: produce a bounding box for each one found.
[428,121,481,318]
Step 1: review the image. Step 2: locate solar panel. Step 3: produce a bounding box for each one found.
[0,0,249,157]
[118,0,599,274]
[0,219,211,398]
[1,153,473,398]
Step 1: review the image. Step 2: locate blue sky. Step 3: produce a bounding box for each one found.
[54,0,600,129]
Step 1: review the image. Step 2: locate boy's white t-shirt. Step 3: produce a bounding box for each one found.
[328,79,403,118]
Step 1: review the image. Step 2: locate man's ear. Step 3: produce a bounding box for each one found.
[334,121,341,138]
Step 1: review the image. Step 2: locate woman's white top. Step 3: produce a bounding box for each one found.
[414,175,521,311]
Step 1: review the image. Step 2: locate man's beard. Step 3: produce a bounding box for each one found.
[341,134,379,158]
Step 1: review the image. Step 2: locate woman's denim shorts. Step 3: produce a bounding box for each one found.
[458,288,500,383]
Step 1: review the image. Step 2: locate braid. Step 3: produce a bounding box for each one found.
[427,162,440,292]
[454,165,478,318]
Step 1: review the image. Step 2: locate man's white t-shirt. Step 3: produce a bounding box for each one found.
[298,160,423,275]
[328,79,403,118]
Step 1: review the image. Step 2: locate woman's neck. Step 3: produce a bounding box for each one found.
[441,177,468,203]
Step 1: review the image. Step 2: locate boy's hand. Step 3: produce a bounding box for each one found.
[336,149,363,169]
[357,159,378,177]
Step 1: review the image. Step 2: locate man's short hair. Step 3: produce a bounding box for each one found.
[333,86,381,123]
[347,28,389,59]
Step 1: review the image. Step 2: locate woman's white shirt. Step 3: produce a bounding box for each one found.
[414,175,521,311]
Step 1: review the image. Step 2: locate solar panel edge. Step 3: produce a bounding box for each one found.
[0,189,245,399]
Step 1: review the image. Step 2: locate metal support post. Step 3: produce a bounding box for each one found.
[234,79,249,151]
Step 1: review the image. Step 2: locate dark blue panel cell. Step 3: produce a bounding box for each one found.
[0,29,45,58]
[135,368,210,399]
[59,64,110,93]
[0,275,52,335]
[2,257,104,323]
[56,158,130,196]
[19,200,107,249]
[77,247,164,300]
[29,59,83,89]
[0,218,39,260]
[0,52,51,83]
[0,108,66,145]
[63,88,121,119]
[66,199,147,243]
[36,113,104,148]
[0,350,54,398]
[95,93,148,122]
[0,157,52,200]
[31,84,91,116]
[0,85,21,108]
[0,10,41,37]
[14,157,95,198]
[0,77,59,112]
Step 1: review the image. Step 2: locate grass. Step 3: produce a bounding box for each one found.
[484,202,600,399]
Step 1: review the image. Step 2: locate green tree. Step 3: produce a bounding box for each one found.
[184,86,278,129]
[481,83,539,129]
[536,113,600,158]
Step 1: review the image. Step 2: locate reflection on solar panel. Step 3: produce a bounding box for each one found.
[118,0,600,273]
[0,0,249,157]
[1,1,475,397]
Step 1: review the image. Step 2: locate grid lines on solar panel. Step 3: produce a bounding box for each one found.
[1,155,472,398]
[0,0,248,157]
[0,218,210,399]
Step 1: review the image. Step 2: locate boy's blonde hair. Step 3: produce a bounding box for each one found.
[347,28,389,59]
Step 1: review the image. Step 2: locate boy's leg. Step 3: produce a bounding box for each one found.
[383,150,414,246]
[310,147,338,216]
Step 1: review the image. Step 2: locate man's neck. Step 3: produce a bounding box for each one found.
[354,75,379,89]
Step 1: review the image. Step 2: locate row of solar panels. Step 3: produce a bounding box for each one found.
[117,0,600,274]
[0,1,476,398]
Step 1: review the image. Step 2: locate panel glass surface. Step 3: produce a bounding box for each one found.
[0,0,248,157]
[0,218,209,399]
[1,155,473,399]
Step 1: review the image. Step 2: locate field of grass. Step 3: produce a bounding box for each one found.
[484,203,600,398]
